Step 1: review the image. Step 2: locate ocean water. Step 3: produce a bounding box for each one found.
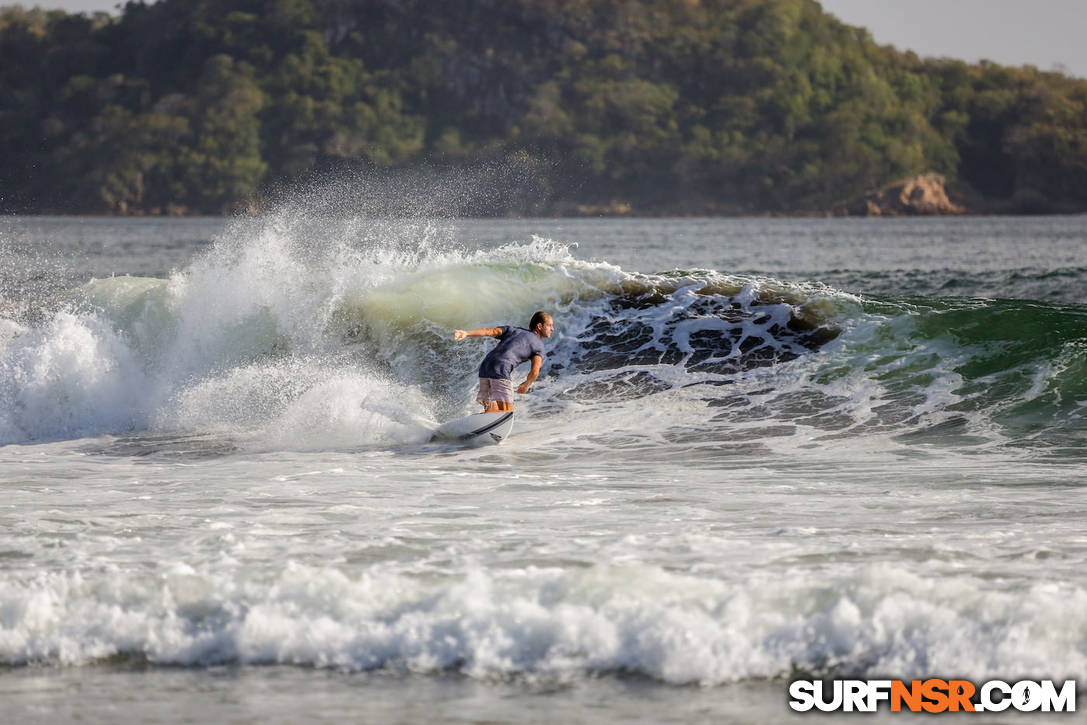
[1,206,1086,723]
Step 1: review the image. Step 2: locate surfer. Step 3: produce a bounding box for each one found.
[453,311,553,412]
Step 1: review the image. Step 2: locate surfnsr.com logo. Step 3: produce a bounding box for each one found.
[788,679,1077,713]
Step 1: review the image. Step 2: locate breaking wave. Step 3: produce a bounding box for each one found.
[1,212,1085,459]
[3,561,1084,684]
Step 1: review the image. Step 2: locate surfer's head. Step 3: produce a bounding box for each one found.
[529,311,553,338]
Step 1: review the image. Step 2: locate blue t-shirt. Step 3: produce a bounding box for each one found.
[478,326,546,380]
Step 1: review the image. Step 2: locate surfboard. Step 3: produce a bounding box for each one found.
[433,411,515,444]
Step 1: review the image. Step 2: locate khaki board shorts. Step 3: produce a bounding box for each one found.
[477,377,514,406]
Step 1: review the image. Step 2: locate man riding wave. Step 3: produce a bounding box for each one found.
[453,311,554,412]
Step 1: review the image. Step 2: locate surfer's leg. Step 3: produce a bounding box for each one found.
[477,378,491,411]
[491,379,514,412]
[478,378,514,413]
[477,378,503,412]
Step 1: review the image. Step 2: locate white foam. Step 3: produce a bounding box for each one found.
[160,359,435,448]
[263,372,435,448]
[0,312,147,442]
[2,562,1083,684]
[0,316,26,350]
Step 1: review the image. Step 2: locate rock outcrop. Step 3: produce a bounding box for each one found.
[844,173,965,216]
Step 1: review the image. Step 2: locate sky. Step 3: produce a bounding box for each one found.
[818,0,1087,78]
[13,0,1087,79]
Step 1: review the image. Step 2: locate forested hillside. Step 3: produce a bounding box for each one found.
[2,0,1086,215]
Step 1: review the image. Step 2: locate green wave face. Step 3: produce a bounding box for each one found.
[923,299,1087,447]
[814,296,1087,456]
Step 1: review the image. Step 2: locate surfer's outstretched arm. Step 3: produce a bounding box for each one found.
[454,327,502,340]
[517,354,543,394]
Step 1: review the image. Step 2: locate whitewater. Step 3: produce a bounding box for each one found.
[1,208,1086,723]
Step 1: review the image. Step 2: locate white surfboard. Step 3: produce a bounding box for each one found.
[433,411,515,444]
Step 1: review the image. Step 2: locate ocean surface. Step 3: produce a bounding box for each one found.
[1,206,1086,723]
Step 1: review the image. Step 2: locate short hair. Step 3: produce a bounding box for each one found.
[529,311,551,330]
